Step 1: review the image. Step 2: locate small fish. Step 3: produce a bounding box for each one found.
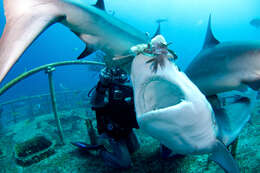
[152,18,168,38]
[71,142,104,151]
[250,18,260,28]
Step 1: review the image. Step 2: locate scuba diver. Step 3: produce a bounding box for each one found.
[72,67,140,169]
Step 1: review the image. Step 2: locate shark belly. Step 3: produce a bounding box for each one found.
[131,55,217,155]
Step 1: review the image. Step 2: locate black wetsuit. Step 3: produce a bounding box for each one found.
[92,81,139,141]
[91,78,140,168]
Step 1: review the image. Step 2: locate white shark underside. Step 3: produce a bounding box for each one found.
[131,54,216,154]
[0,0,149,83]
[130,51,239,173]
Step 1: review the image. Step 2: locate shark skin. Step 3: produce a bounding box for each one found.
[130,35,239,173]
[0,0,149,83]
[185,15,260,96]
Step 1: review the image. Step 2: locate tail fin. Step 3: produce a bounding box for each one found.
[0,0,64,83]
[152,18,167,38]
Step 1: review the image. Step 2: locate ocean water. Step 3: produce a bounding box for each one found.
[0,0,259,172]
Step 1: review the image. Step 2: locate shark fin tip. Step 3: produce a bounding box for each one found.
[77,45,95,59]
[93,0,106,11]
[202,14,220,50]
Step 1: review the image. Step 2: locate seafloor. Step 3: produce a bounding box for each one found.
[0,102,259,173]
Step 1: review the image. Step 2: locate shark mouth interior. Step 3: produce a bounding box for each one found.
[142,78,185,113]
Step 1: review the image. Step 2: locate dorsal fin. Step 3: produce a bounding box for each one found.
[152,19,167,39]
[93,0,105,11]
[203,14,220,49]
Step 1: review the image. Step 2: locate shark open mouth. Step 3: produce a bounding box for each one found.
[137,77,215,155]
[137,77,217,155]
[141,78,185,113]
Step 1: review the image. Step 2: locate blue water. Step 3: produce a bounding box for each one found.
[0,0,259,102]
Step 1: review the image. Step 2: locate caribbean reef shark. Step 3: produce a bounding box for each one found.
[185,15,259,154]
[131,35,239,173]
[185,15,260,96]
[0,0,149,83]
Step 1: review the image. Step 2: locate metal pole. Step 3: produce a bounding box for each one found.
[0,107,3,131]
[45,66,64,145]
[0,60,105,96]
[85,118,97,145]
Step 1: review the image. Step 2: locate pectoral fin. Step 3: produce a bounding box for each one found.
[77,45,96,59]
[72,32,99,59]
[209,140,240,173]
[209,89,257,146]
[0,13,64,82]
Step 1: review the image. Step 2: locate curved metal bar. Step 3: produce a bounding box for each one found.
[0,60,105,96]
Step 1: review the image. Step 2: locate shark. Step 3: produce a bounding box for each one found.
[185,15,260,96]
[0,0,149,83]
[185,15,259,153]
[130,35,239,173]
